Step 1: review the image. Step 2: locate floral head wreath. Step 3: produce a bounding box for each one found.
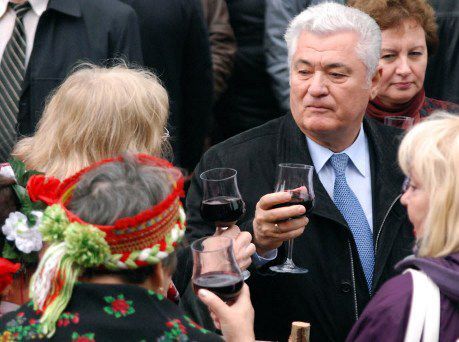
[29,154,186,337]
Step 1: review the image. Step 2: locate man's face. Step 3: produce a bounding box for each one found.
[289,31,379,148]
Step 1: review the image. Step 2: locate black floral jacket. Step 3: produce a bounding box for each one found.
[0,283,222,341]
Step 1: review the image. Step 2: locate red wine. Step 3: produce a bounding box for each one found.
[200,196,245,225]
[193,272,243,301]
[273,197,314,217]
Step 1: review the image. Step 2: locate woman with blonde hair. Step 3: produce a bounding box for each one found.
[13,64,170,179]
[347,111,459,341]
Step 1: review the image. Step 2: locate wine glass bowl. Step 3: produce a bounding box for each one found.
[200,168,246,227]
[384,116,414,130]
[191,236,244,301]
[200,167,249,280]
[270,163,315,274]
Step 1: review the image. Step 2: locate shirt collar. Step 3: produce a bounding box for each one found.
[306,124,368,177]
[0,0,48,17]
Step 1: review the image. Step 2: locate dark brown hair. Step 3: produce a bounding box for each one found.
[0,176,20,253]
[349,0,438,55]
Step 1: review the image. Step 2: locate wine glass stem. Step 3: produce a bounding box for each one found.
[286,238,295,264]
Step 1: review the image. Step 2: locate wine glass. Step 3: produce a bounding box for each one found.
[200,168,250,279]
[270,163,315,274]
[191,236,244,302]
[384,116,414,130]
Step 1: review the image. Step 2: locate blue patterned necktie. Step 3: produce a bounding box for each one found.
[330,153,374,291]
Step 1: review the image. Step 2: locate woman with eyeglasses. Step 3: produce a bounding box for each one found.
[346,111,459,341]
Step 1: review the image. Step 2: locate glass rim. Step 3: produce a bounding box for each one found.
[278,163,314,170]
[384,116,415,122]
[190,236,233,253]
[199,167,237,181]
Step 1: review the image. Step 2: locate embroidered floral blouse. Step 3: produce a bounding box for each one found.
[0,283,222,341]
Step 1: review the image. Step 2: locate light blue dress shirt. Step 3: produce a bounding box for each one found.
[306,125,373,231]
[253,125,373,265]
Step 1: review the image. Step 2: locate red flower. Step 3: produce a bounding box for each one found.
[27,175,61,204]
[0,258,20,294]
[17,312,25,317]
[111,299,130,315]
[72,314,80,324]
[75,338,93,342]
[29,319,37,324]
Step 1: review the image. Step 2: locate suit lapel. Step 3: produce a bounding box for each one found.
[364,119,406,289]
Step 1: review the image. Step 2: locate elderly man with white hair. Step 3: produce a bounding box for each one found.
[186,2,414,341]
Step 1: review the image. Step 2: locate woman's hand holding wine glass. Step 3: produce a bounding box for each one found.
[198,283,255,342]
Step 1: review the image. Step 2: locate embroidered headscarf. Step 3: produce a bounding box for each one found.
[27,154,186,336]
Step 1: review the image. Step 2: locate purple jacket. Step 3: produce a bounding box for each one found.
[346,253,459,342]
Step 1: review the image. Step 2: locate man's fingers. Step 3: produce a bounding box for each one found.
[260,204,306,222]
[277,226,306,240]
[275,216,309,233]
[257,191,292,210]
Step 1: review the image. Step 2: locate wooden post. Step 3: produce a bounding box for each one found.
[288,321,311,342]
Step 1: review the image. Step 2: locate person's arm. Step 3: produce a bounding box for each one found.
[202,0,237,100]
[264,0,302,113]
[181,0,214,171]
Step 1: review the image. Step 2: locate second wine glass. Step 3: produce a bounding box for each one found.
[200,167,249,279]
[270,163,315,274]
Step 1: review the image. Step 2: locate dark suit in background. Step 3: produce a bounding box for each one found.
[186,115,414,341]
[425,0,459,104]
[123,0,214,172]
[18,0,143,136]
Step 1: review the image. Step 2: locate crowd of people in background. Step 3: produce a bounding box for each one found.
[0,0,458,341]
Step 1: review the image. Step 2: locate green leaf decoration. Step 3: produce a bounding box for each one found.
[22,169,43,184]
[104,296,115,303]
[21,251,38,263]
[2,241,19,260]
[8,157,26,186]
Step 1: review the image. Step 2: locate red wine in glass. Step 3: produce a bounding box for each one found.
[200,168,249,280]
[272,191,315,218]
[192,271,243,301]
[201,196,245,226]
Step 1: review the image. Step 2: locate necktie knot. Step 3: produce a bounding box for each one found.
[330,153,349,176]
[10,1,31,19]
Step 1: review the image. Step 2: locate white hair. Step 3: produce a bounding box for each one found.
[285,2,381,84]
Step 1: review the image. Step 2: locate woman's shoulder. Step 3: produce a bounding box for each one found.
[423,97,459,115]
[346,273,413,341]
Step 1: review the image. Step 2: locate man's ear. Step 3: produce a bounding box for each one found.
[370,66,382,100]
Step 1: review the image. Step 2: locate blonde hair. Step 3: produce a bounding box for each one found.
[14,64,170,179]
[398,111,459,257]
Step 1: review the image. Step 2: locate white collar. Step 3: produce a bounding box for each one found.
[0,0,48,17]
[306,124,368,177]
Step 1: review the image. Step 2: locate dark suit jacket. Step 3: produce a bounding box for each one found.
[425,0,459,104]
[186,114,414,341]
[122,0,214,171]
[18,0,143,136]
